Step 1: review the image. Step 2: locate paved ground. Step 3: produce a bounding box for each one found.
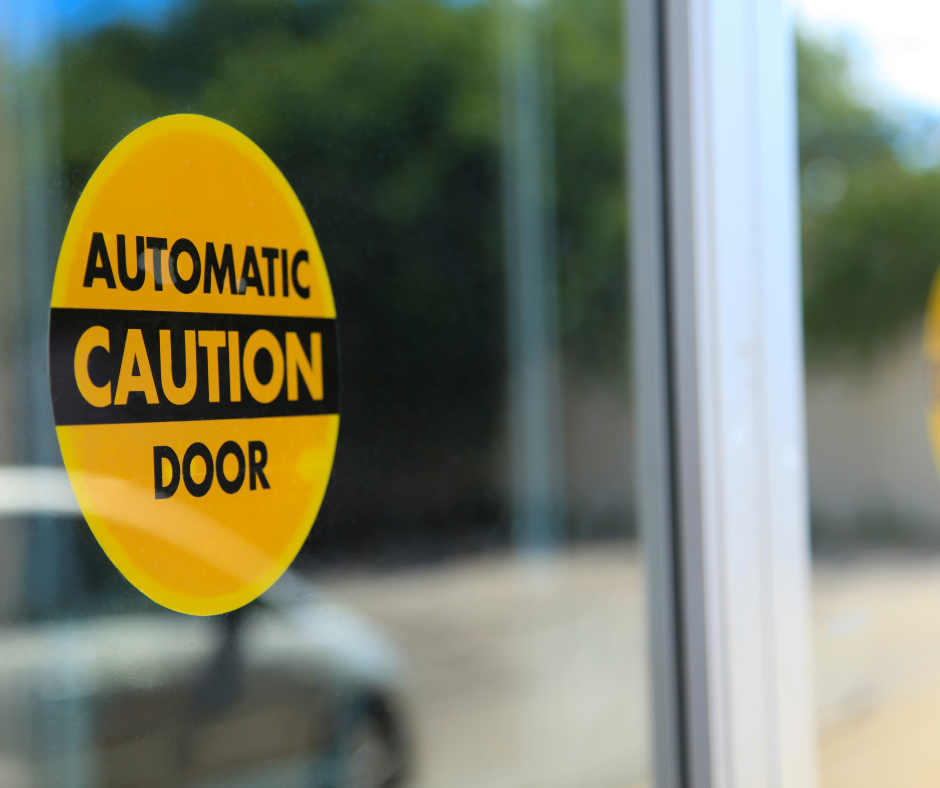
[321,545,940,788]
[320,546,649,788]
[815,551,940,787]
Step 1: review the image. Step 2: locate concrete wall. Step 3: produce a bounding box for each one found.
[806,327,940,536]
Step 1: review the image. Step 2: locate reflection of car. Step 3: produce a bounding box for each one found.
[0,468,410,788]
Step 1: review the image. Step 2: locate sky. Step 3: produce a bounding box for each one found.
[56,0,180,33]
[0,0,180,58]
[2,0,938,115]
[797,0,940,114]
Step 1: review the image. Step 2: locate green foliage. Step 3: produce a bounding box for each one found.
[57,0,627,379]
[56,8,940,381]
[797,35,890,168]
[551,0,626,374]
[799,34,940,361]
[49,0,627,548]
[803,161,940,357]
[60,0,507,436]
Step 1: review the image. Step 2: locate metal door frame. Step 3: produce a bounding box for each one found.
[629,0,817,785]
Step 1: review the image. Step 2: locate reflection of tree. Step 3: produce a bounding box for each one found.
[56,0,940,553]
[551,0,627,375]
[799,35,940,362]
[57,0,627,557]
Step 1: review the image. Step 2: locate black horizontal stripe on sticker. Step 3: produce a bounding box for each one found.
[49,307,339,426]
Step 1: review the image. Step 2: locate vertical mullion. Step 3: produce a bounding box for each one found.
[628,0,687,785]
[631,0,815,786]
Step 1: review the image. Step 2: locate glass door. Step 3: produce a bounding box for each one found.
[796,16,940,785]
[0,0,648,786]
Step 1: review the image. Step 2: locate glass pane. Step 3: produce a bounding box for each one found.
[0,1,648,786]
[798,8,940,784]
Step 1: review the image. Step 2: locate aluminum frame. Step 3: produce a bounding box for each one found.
[629,0,816,785]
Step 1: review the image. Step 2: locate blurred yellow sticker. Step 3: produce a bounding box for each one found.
[48,115,339,616]
[926,274,940,475]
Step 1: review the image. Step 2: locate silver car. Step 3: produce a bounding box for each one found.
[0,468,411,788]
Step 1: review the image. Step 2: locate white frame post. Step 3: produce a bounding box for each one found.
[630,0,817,785]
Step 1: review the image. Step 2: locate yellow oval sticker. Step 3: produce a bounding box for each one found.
[49,115,339,616]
